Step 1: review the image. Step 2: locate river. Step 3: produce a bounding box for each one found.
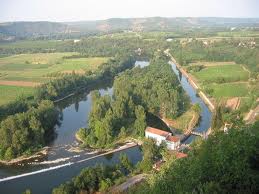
[0,60,212,194]
[170,62,212,143]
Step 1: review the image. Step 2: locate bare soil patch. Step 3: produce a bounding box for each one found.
[0,80,41,87]
[226,97,241,110]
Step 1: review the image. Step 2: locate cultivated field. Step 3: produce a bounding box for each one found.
[0,52,109,105]
[0,53,109,83]
[0,85,35,106]
[192,64,249,83]
[204,82,249,98]
[186,62,252,99]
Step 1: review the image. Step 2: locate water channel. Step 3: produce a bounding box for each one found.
[0,60,212,194]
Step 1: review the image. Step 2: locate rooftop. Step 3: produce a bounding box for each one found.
[145,127,171,137]
[166,135,180,143]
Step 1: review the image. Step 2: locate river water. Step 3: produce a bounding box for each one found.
[170,62,212,143]
[0,61,211,194]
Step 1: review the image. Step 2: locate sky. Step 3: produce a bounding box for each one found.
[0,0,258,22]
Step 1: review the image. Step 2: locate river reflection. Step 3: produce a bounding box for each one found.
[0,60,212,194]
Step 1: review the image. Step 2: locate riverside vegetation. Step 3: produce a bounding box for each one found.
[0,53,135,161]
[0,22,258,193]
[77,52,189,148]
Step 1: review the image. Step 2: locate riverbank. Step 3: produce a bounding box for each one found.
[164,49,215,111]
[0,147,49,166]
[75,130,141,154]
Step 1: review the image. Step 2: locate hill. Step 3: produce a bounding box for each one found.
[0,17,259,40]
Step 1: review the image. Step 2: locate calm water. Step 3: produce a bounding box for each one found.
[0,60,211,194]
[170,62,212,143]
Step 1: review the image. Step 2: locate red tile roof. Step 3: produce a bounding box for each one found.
[145,127,171,137]
[176,152,188,159]
[166,135,180,143]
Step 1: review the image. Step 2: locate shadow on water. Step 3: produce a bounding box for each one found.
[169,62,212,144]
[0,61,147,194]
[55,80,113,111]
[146,113,171,132]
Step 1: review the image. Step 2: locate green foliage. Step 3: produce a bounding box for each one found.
[52,161,133,194]
[119,153,133,173]
[211,105,223,130]
[193,64,249,84]
[134,106,147,137]
[35,54,135,101]
[80,52,186,148]
[132,122,259,194]
[137,139,161,173]
[0,100,58,160]
[0,85,35,106]
[186,65,204,73]
[22,189,32,194]
[192,103,201,114]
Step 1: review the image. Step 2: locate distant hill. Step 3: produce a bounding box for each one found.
[66,17,259,32]
[0,21,68,40]
[0,17,259,40]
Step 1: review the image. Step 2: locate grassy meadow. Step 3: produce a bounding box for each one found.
[0,53,109,82]
[187,62,251,100]
[0,85,35,106]
[192,64,249,83]
[0,52,109,105]
[204,83,250,98]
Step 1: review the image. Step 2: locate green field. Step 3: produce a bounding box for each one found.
[193,64,249,83]
[169,109,195,133]
[0,40,68,49]
[187,62,253,100]
[0,85,35,106]
[0,53,109,82]
[0,52,109,106]
[205,83,249,98]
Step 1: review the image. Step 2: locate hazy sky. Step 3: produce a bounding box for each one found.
[1,0,258,22]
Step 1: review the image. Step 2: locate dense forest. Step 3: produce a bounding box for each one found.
[129,121,259,194]
[0,35,164,57]
[0,100,58,160]
[77,52,189,148]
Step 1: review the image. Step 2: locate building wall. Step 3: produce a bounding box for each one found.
[166,140,180,150]
[145,131,167,145]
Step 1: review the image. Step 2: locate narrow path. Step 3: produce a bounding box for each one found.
[241,65,251,78]
[110,174,146,193]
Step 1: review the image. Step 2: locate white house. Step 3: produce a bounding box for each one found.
[145,127,180,150]
[165,135,180,150]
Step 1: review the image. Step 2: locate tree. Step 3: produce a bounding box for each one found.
[211,105,223,130]
[118,126,127,139]
[138,139,160,172]
[99,178,112,192]
[134,105,146,136]
[119,153,133,172]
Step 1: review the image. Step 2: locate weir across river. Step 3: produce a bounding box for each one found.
[0,60,213,194]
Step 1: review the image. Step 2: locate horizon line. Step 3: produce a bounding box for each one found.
[1,16,259,24]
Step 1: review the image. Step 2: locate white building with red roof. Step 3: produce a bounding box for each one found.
[145,127,180,150]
